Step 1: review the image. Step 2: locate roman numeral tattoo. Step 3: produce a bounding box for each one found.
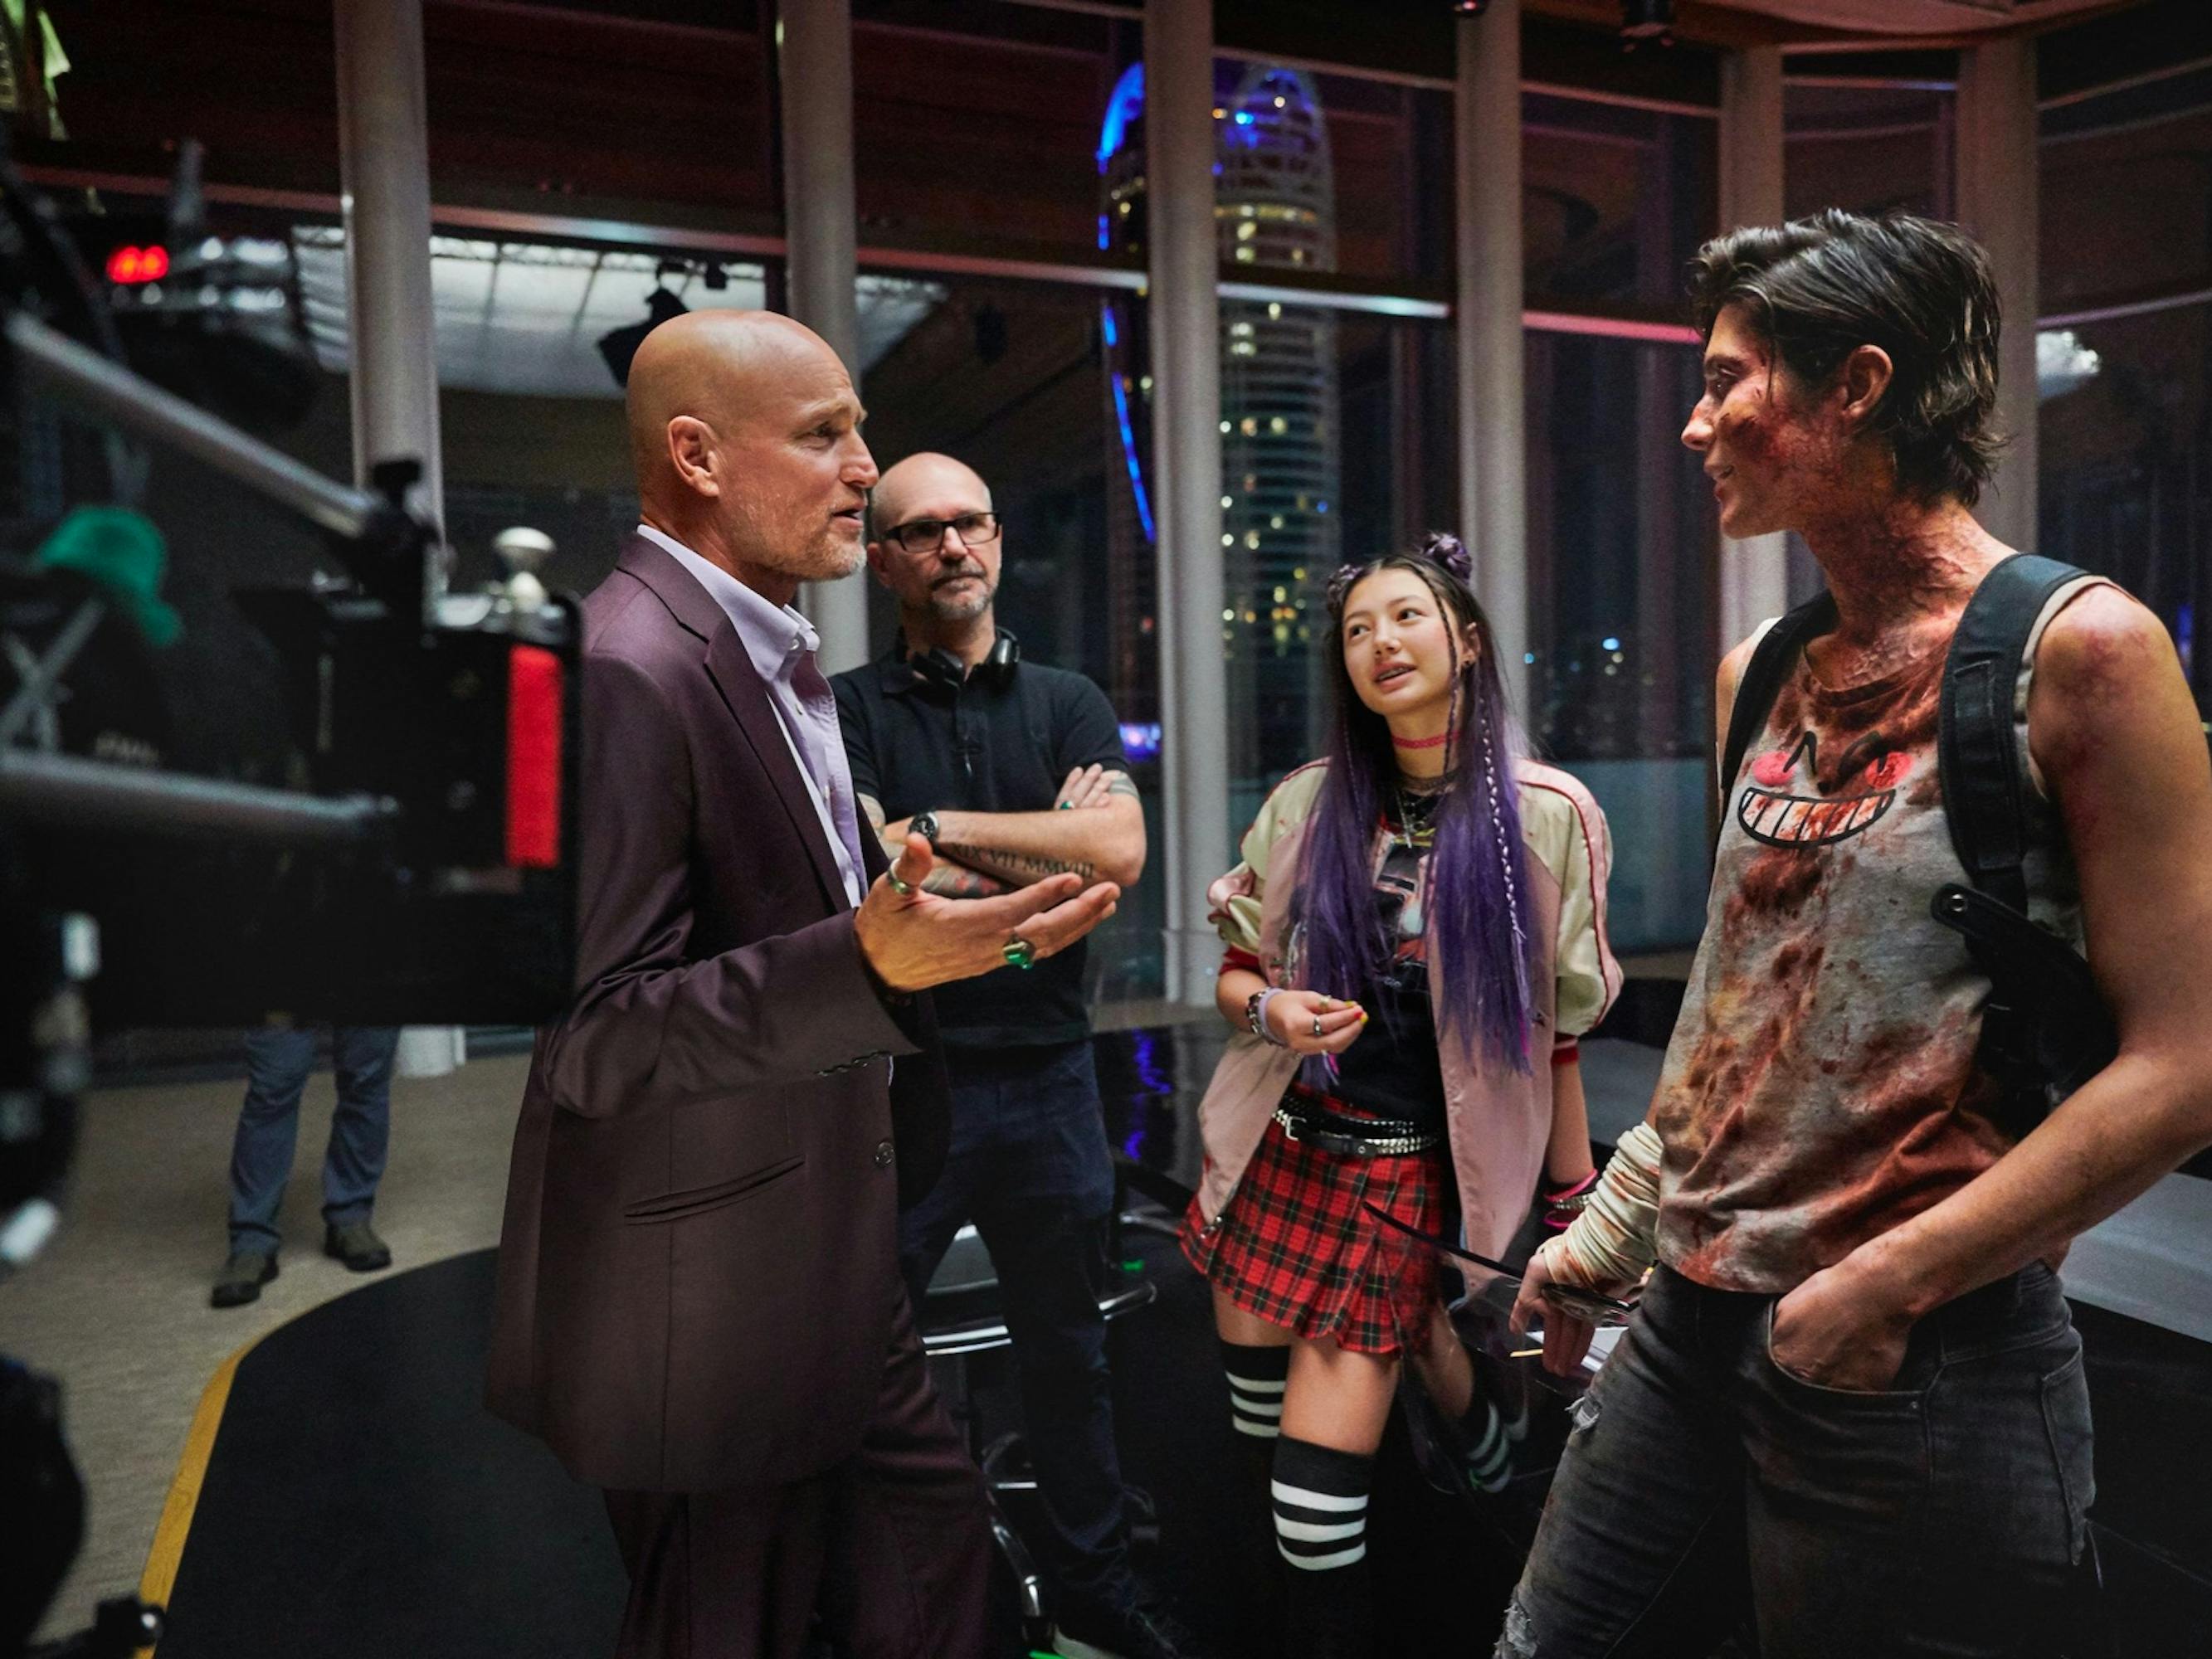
[937,840,1098,883]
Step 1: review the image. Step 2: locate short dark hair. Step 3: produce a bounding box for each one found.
[1688,210,2005,506]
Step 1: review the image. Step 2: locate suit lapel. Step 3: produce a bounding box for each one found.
[618,537,851,914]
[703,626,850,912]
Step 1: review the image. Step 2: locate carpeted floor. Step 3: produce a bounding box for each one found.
[10,1051,534,1646]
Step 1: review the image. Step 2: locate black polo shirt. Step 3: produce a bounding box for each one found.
[833,641,1128,1050]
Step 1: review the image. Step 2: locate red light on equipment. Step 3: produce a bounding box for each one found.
[105,245,171,285]
[505,645,563,868]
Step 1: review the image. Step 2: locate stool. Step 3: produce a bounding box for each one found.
[918,1223,1157,1649]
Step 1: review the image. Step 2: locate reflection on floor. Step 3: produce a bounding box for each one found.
[24,1022,2212,1652]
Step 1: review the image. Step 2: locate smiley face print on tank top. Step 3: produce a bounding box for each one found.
[1737,730,1916,849]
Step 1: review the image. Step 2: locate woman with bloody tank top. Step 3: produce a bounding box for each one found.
[1494,212,2212,1659]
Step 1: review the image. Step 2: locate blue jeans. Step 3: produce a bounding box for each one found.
[1498,1261,2096,1658]
[899,1039,1128,1601]
[227,1027,398,1253]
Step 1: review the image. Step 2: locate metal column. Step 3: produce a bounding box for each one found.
[779,0,872,673]
[1454,0,1529,718]
[334,0,462,1078]
[334,0,444,577]
[1956,37,2040,552]
[1717,46,1789,650]
[1147,0,1229,1005]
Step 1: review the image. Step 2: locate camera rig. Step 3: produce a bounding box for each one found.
[0,158,581,1655]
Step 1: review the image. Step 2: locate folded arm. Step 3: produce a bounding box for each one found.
[858,793,1007,897]
[886,767,1147,888]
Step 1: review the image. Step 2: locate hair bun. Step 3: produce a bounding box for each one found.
[1420,533,1473,583]
[1323,562,1364,614]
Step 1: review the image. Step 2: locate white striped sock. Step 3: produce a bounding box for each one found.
[1270,1480,1367,1513]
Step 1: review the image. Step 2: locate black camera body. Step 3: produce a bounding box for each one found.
[31,584,583,1033]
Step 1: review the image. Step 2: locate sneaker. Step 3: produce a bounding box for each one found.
[322,1220,392,1272]
[1054,1578,1214,1659]
[211,1249,278,1308]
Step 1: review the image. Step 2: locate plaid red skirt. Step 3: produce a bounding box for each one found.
[1179,1097,1454,1356]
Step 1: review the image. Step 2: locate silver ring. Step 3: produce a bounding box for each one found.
[886,872,914,898]
[1312,1014,1324,1038]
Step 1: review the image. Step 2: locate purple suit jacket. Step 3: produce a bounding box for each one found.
[486,536,950,1492]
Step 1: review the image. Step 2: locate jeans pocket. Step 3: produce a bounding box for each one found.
[2039,1346,2096,1564]
[1763,1303,1928,1404]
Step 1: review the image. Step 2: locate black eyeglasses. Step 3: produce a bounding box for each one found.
[879,511,1003,556]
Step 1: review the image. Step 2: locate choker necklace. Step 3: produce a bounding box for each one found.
[1392,731,1449,750]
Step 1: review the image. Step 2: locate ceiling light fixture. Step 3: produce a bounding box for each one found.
[1620,0,1674,49]
[596,284,689,389]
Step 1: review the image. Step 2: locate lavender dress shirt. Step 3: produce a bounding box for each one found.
[636,523,868,908]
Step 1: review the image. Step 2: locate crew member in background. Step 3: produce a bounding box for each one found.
[835,452,1206,1659]
[212,1024,401,1307]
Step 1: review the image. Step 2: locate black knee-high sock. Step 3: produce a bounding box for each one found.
[1221,1342,1291,1645]
[1456,1393,1513,1493]
[1220,1340,1289,1443]
[1272,1435,1373,1659]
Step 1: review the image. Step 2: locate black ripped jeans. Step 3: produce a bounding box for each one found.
[1498,1261,2095,1659]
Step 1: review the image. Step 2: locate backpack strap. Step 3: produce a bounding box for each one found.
[1718,591,1838,820]
[1937,553,2092,912]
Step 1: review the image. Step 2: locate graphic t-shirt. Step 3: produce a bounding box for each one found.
[1329,791,1447,1129]
[1650,582,2097,1293]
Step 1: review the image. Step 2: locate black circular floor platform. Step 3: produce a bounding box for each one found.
[153,1249,626,1658]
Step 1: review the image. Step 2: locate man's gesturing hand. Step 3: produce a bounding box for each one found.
[855,834,1120,993]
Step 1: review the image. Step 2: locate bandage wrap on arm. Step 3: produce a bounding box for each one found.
[1546,1120,1664,1295]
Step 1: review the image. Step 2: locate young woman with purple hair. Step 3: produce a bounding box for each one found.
[1176,533,1621,1657]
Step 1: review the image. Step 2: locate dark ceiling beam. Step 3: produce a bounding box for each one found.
[1215,0,1722,109]
[2035,0,2212,104]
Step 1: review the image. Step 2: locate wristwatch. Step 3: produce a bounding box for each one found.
[909,810,942,848]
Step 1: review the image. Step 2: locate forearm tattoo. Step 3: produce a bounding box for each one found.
[938,839,1098,883]
[923,860,1006,898]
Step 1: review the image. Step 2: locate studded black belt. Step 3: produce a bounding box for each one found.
[1272,1100,1442,1159]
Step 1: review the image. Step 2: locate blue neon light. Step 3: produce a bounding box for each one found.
[1118,720,1162,762]
[1132,1029,1171,1097]
[1097,212,1110,251]
[1097,61,1144,170]
[1602,636,1621,651]
[1101,301,1157,544]
[1234,109,1254,124]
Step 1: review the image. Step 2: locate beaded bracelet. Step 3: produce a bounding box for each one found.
[1245,986,1291,1048]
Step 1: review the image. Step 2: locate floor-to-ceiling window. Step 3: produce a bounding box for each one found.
[1523,90,1718,955]
[2039,66,2212,715]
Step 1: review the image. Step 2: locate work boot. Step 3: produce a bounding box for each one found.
[211,1249,278,1308]
[323,1219,392,1272]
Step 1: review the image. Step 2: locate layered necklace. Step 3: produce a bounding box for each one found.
[1388,774,1450,851]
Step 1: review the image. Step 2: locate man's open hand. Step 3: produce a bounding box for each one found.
[854,834,1120,994]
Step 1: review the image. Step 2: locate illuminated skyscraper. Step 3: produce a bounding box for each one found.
[1098,60,1342,804]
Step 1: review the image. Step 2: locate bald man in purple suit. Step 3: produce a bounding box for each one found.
[487,310,1120,1658]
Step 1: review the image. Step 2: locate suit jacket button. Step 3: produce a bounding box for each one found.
[873,1139,894,1169]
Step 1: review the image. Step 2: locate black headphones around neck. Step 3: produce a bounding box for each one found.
[909,628,1021,691]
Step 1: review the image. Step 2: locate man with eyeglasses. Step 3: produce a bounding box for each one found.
[834,453,1205,1659]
